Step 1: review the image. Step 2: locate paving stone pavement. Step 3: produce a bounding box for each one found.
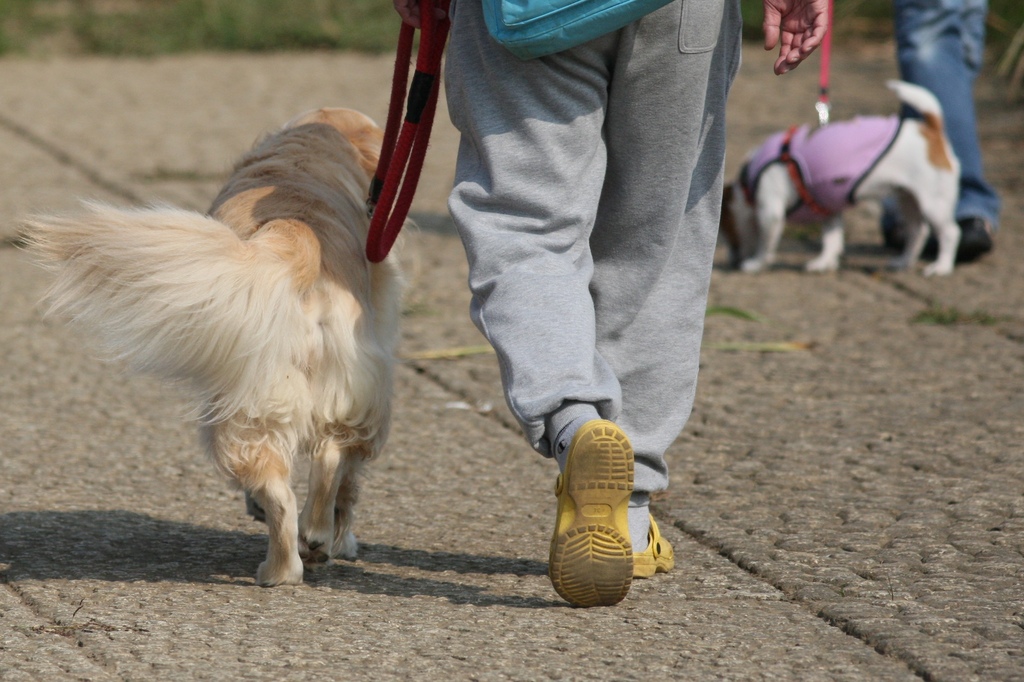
[0,42,1021,681]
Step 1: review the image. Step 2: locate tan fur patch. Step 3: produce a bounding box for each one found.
[251,219,322,292]
[211,186,276,238]
[230,442,292,491]
[920,113,954,170]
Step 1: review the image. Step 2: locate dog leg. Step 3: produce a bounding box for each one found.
[922,218,960,277]
[298,437,343,566]
[206,421,304,586]
[332,446,369,560]
[889,195,926,272]
[740,167,791,273]
[919,193,960,277]
[806,216,844,272]
[740,214,783,272]
[741,205,786,273]
[252,472,304,587]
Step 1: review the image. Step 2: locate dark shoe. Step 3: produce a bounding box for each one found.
[881,208,906,251]
[882,214,993,264]
[955,217,994,263]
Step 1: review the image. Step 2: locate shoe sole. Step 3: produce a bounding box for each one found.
[549,420,634,607]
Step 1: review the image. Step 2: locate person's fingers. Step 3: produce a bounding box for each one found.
[774,42,794,74]
[774,32,803,74]
[764,1,829,74]
[394,0,422,27]
[802,22,827,53]
[762,7,780,50]
[393,3,447,27]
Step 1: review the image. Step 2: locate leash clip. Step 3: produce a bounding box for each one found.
[815,0,833,127]
[815,100,831,127]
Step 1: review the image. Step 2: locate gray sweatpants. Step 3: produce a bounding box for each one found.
[444,0,742,495]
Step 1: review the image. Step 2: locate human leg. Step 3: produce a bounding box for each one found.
[893,0,1000,227]
[445,0,740,603]
[592,0,742,506]
[445,1,620,454]
[446,0,634,606]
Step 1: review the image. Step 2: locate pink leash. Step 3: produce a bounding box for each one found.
[815,0,833,126]
[366,0,451,263]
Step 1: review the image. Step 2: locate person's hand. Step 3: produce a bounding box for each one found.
[762,0,829,75]
[393,0,421,27]
[393,0,447,28]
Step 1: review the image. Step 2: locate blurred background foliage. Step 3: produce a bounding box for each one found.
[0,0,1021,57]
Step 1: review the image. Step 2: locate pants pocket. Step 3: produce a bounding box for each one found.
[678,0,725,53]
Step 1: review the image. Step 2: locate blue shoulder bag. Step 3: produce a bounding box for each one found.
[482,0,675,60]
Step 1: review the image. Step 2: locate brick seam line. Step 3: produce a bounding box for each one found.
[403,359,926,677]
[668,515,990,682]
[0,571,124,680]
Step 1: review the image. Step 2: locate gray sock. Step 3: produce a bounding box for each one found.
[553,416,591,472]
[547,403,600,471]
[629,493,651,553]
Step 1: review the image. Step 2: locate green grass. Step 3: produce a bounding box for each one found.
[912,305,1002,326]
[0,0,402,55]
[0,0,1022,56]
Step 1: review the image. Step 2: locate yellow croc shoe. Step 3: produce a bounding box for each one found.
[632,515,675,578]
[548,419,634,607]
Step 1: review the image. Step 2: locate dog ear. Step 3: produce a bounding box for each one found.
[286,108,384,178]
[327,109,384,178]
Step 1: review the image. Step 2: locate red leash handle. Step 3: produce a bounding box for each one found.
[366,0,451,263]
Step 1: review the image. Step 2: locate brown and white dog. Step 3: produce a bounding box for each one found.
[721,81,960,276]
[25,108,403,586]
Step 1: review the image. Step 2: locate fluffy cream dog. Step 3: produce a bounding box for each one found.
[25,108,403,586]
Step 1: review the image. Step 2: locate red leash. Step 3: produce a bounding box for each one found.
[366,0,451,263]
[815,0,833,126]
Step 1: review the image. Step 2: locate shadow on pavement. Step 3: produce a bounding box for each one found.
[0,510,559,609]
[358,542,548,577]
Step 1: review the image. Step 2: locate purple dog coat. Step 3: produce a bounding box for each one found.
[741,116,903,223]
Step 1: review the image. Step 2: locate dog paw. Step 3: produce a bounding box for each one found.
[256,556,304,587]
[887,257,912,272]
[332,529,358,561]
[922,262,954,277]
[805,257,839,273]
[740,259,765,273]
[299,533,332,565]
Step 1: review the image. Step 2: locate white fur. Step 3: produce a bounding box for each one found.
[25,108,403,586]
[723,80,961,276]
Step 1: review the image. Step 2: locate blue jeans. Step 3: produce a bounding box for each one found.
[894,0,1000,227]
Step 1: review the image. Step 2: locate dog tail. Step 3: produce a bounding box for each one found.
[887,80,957,171]
[887,79,944,122]
[24,201,320,420]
